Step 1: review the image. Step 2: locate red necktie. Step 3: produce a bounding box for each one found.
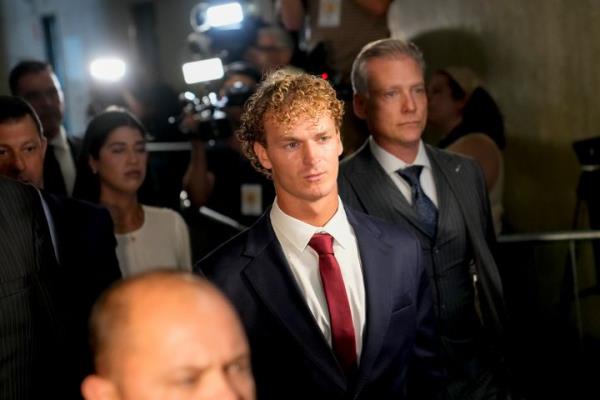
[309,233,357,373]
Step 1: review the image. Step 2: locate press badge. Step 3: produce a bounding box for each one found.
[241,184,263,216]
[318,0,341,27]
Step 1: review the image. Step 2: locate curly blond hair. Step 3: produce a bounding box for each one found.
[237,70,344,177]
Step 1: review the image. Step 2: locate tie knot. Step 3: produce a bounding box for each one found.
[397,165,424,187]
[308,233,334,255]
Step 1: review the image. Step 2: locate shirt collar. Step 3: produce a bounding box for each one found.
[270,197,354,252]
[48,126,69,150]
[369,136,431,173]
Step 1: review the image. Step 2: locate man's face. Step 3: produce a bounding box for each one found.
[107,289,255,400]
[254,111,343,212]
[353,56,427,157]
[15,70,64,139]
[0,115,47,187]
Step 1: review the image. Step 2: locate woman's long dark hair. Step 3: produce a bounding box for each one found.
[437,71,506,150]
[73,108,149,203]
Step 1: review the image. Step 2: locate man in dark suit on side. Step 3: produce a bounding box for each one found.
[195,70,443,399]
[0,95,121,399]
[338,38,511,399]
[0,177,60,399]
[9,60,79,196]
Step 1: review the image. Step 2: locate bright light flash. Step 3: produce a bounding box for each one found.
[205,2,243,28]
[89,58,126,82]
[183,91,196,101]
[182,58,224,84]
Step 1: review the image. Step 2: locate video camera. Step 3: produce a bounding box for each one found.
[170,73,256,141]
[169,1,262,141]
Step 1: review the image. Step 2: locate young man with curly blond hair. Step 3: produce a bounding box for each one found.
[195,70,444,400]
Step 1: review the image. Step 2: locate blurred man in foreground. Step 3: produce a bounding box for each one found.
[81,270,255,400]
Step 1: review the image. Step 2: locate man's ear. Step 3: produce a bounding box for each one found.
[353,93,367,120]
[81,375,118,400]
[253,141,272,171]
[337,129,344,157]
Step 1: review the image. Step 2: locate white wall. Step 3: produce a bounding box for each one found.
[0,0,130,135]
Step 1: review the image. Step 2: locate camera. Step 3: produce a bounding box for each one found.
[170,69,256,141]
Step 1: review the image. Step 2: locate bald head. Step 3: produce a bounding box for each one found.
[82,271,255,400]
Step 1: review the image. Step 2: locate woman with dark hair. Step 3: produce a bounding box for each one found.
[427,67,505,234]
[73,107,191,276]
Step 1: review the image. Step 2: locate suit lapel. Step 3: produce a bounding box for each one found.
[344,144,434,239]
[241,214,346,391]
[345,209,394,395]
[40,192,66,265]
[429,153,458,246]
[427,145,481,244]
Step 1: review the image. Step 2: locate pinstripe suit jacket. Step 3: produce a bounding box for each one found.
[0,178,121,399]
[338,141,507,344]
[0,178,63,399]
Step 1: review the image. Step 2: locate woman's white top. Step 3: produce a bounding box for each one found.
[115,205,192,277]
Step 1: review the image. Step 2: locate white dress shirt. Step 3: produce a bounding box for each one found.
[270,198,366,358]
[369,137,438,206]
[48,127,76,196]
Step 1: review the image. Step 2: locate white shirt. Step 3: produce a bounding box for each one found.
[270,198,366,358]
[369,137,438,206]
[115,205,192,277]
[48,127,76,196]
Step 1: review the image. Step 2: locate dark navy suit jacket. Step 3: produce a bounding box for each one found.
[196,205,444,400]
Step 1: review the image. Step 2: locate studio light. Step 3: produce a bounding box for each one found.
[191,1,245,32]
[89,58,126,82]
[206,2,243,28]
[182,58,224,84]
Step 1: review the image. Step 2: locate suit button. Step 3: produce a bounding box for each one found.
[433,247,439,254]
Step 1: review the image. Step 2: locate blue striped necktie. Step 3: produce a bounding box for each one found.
[397,165,438,238]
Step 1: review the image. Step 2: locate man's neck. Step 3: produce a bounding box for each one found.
[374,136,420,165]
[276,194,339,227]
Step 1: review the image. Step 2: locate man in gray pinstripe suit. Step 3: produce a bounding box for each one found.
[338,39,512,400]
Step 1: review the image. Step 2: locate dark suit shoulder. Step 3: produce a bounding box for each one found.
[339,140,369,170]
[194,217,261,280]
[426,143,481,171]
[44,193,114,229]
[344,205,422,249]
